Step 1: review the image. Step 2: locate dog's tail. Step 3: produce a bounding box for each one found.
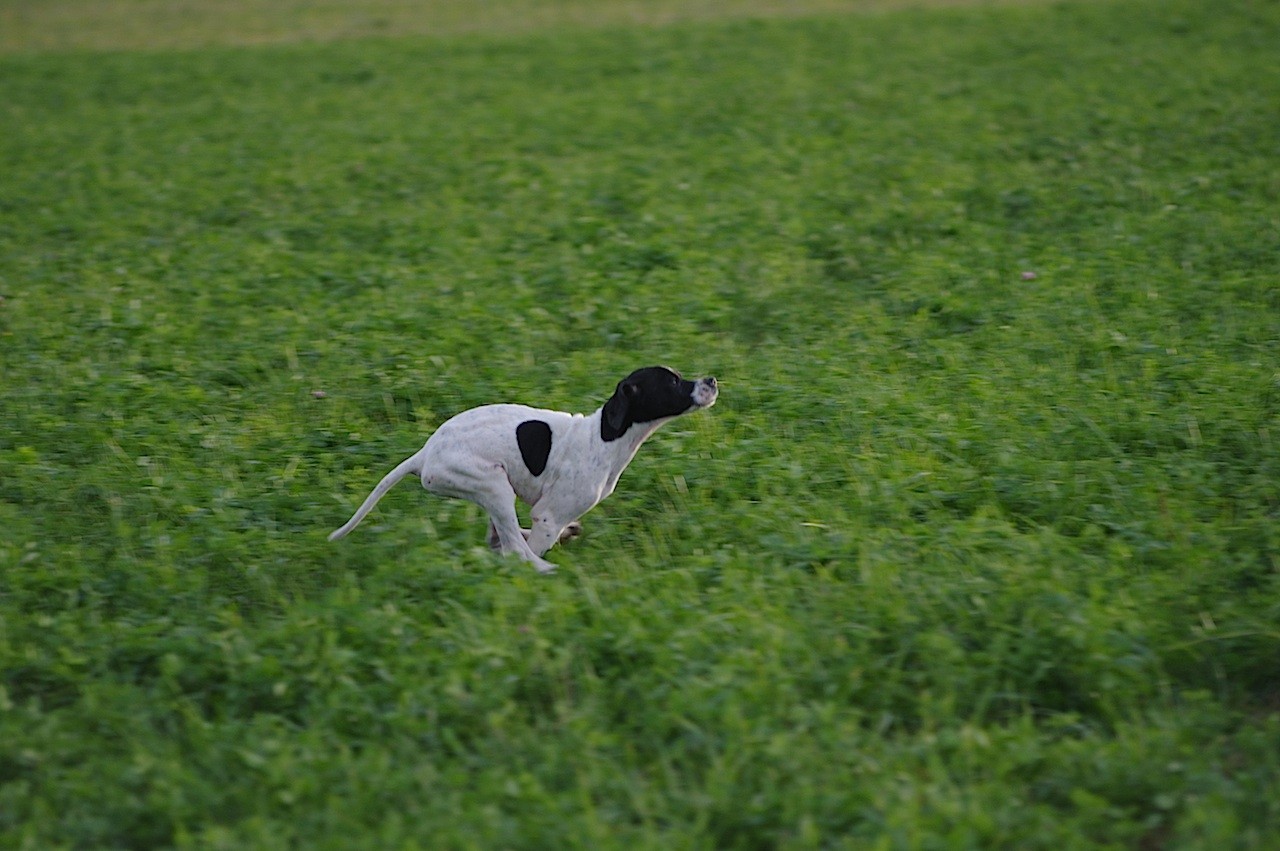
[328,453,422,542]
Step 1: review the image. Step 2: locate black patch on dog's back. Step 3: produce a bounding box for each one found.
[516,420,553,477]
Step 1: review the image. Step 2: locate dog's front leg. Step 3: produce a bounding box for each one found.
[525,496,587,557]
[526,518,566,558]
[487,511,557,574]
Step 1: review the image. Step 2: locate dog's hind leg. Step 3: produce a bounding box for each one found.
[468,476,557,574]
[488,520,582,550]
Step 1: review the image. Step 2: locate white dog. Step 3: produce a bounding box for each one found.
[329,366,718,573]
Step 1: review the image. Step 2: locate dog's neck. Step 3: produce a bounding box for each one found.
[590,407,668,473]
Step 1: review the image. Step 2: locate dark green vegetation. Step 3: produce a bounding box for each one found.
[2,0,1278,846]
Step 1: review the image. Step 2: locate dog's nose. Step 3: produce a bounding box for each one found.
[703,376,717,387]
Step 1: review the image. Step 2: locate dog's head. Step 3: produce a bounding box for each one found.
[601,366,718,442]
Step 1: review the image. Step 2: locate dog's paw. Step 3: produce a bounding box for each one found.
[558,522,583,543]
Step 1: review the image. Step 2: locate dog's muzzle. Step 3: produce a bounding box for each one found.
[693,376,719,408]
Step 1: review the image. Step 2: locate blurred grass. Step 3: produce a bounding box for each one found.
[2,0,1279,846]
[0,0,1056,53]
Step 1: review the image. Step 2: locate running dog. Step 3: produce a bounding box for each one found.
[329,366,718,573]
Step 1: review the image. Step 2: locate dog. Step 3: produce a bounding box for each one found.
[329,366,718,573]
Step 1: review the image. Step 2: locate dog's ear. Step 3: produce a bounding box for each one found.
[602,380,636,439]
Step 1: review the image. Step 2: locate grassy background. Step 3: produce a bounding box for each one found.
[0,0,1050,52]
[2,0,1279,847]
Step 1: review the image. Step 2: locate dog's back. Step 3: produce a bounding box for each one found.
[421,404,591,505]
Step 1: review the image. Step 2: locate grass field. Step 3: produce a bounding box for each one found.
[0,0,1051,53]
[2,0,1279,847]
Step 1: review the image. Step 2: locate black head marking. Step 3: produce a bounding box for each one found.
[516,420,553,476]
[600,366,700,442]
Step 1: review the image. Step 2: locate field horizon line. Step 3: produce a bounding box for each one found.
[2,0,1071,55]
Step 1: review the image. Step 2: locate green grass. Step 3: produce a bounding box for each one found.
[2,0,1279,847]
[0,0,1050,53]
